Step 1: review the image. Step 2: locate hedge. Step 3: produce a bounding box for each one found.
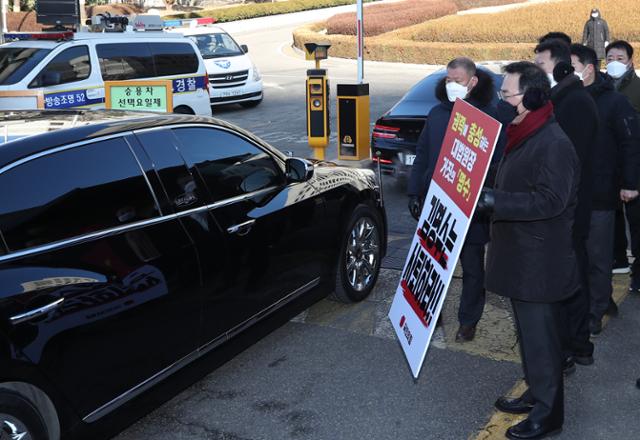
[167,0,378,22]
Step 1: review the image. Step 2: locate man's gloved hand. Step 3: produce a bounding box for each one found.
[476,188,495,216]
[408,195,422,221]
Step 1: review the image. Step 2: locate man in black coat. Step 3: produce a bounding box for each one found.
[407,57,505,342]
[582,8,610,64]
[570,44,640,333]
[535,39,599,367]
[480,61,580,440]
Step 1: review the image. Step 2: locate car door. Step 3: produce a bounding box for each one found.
[170,125,327,343]
[0,135,202,419]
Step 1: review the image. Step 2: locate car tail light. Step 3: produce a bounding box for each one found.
[204,73,210,96]
[372,156,393,164]
[373,124,400,139]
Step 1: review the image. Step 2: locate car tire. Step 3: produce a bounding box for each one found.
[331,204,383,303]
[239,98,262,108]
[173,106,195,115]
[0,390,49,440]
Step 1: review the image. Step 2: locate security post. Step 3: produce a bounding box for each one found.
[336,0,370,161]
[337,83,369,160]
[304,42,331,160]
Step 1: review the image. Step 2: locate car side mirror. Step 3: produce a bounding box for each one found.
[241,44,248,53]
[285,157,314,183]
[40,71,62,87]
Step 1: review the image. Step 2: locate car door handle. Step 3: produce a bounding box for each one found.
[226,219,255,236]
[10,297,65,325]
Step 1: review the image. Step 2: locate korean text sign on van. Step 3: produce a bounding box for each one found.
[105,80,173,113]
[388,99,502,378]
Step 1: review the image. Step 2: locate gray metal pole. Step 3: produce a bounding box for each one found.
[357,0,363,84]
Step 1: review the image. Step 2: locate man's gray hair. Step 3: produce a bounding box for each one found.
[447,57,477,76]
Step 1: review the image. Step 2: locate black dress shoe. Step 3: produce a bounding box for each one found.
[455,324,476,342]
[495,395,534,414]
[573,353,594,366]
[506,418,562,439]
[563,356,576,376]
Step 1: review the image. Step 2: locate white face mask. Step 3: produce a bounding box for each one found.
[607,61,629,79]
[445,81,468,102]
[591,13,598,18]
[547,72,558,88]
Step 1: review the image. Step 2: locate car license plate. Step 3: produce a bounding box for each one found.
[220,90,243,98]
[405,154,416,165]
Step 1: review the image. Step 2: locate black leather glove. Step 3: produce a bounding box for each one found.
[408,195,422,221]
[476,188,495,215]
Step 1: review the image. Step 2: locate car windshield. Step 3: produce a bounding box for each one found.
[190,33,243,59]
[0,47,52,85]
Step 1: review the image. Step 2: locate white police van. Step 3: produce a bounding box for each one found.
[0,24,212,116]
[167,23,263,108]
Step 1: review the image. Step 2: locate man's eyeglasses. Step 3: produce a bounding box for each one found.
[497,91,523,100]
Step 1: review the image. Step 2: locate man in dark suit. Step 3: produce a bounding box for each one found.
[480,61,580,440]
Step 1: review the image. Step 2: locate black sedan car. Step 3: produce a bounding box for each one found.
[370,67,503,182]
[0,111,386,440]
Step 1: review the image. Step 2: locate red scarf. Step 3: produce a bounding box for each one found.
[505,101,554,154]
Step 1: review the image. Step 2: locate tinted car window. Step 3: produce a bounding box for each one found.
[172,127,284,202]
[151,43,198,76]
[0,47,52,85]
[97,43,155,81]
[190,33,243,59]
[0,137,159,252]
[29,46,91,88]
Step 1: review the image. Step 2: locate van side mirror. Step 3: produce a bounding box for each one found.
[40,71,62,87]
[285,157,314,182]
[241,44,248,53]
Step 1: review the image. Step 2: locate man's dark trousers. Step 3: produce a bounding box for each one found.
[561,237,594,358]
[459,243,486,326]
[614,199,640,278]
[512,299,564,424]
[588,210,615,320]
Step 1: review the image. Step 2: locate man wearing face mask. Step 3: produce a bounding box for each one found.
[408,57,505,342]
[582,9,610,66]
[570,43,640,334]
[606,41,640,293]
[479,61,580,440]
[534,38,599,371]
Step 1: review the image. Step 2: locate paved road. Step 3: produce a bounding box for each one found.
[111,5,640,440]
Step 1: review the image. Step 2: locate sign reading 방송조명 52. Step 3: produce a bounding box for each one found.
[104,80,173,113]
[388,98,502,379]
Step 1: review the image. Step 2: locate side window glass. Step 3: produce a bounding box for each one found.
[0,137,159,252]
[29,46,91,88]
[97,43,154,81]
[172,127,285,202]
[150,43,199,76]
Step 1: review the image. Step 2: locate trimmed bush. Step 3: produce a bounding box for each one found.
[326,0,458,37]
[167,0,377,22]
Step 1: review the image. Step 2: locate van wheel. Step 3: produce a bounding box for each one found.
[173,106,195,115]
[331,205,383,303]
[240,98,262,108]
[0,390,48,440]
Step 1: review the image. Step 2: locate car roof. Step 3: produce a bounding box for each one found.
[0,110,284,170]
[387,67,503,118]
[168,26,228,36]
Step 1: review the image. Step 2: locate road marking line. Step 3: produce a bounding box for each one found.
[472,274,630,440]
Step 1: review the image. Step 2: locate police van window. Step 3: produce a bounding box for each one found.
[172,127,285,202]
[190,33,243,59]
[97,43,155,81]
[151,43,198,76]
[0,137,160,252]
[29,46,91,88]
[0,47,52,85]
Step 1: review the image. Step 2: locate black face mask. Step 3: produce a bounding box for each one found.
[497,99,518,123]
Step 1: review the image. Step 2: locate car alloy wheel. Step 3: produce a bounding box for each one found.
[0,416,30,440]
[345,217,380,292]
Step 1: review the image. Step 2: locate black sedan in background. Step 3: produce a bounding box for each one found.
[370,67,504,182]
[0,111,386,440]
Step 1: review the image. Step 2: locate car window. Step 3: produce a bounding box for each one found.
[0,137,160,252]
[29,46,91,88]
[150,43,199,76]
[172,127,285,202]
[0,47,52,85]
[189,33,243,59]
[97,43,155,81]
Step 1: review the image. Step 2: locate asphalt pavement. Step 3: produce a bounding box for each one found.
[112,4,640,439]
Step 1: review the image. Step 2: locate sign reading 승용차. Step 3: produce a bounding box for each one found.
[388,99,502,378]
[104,80,173,113]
